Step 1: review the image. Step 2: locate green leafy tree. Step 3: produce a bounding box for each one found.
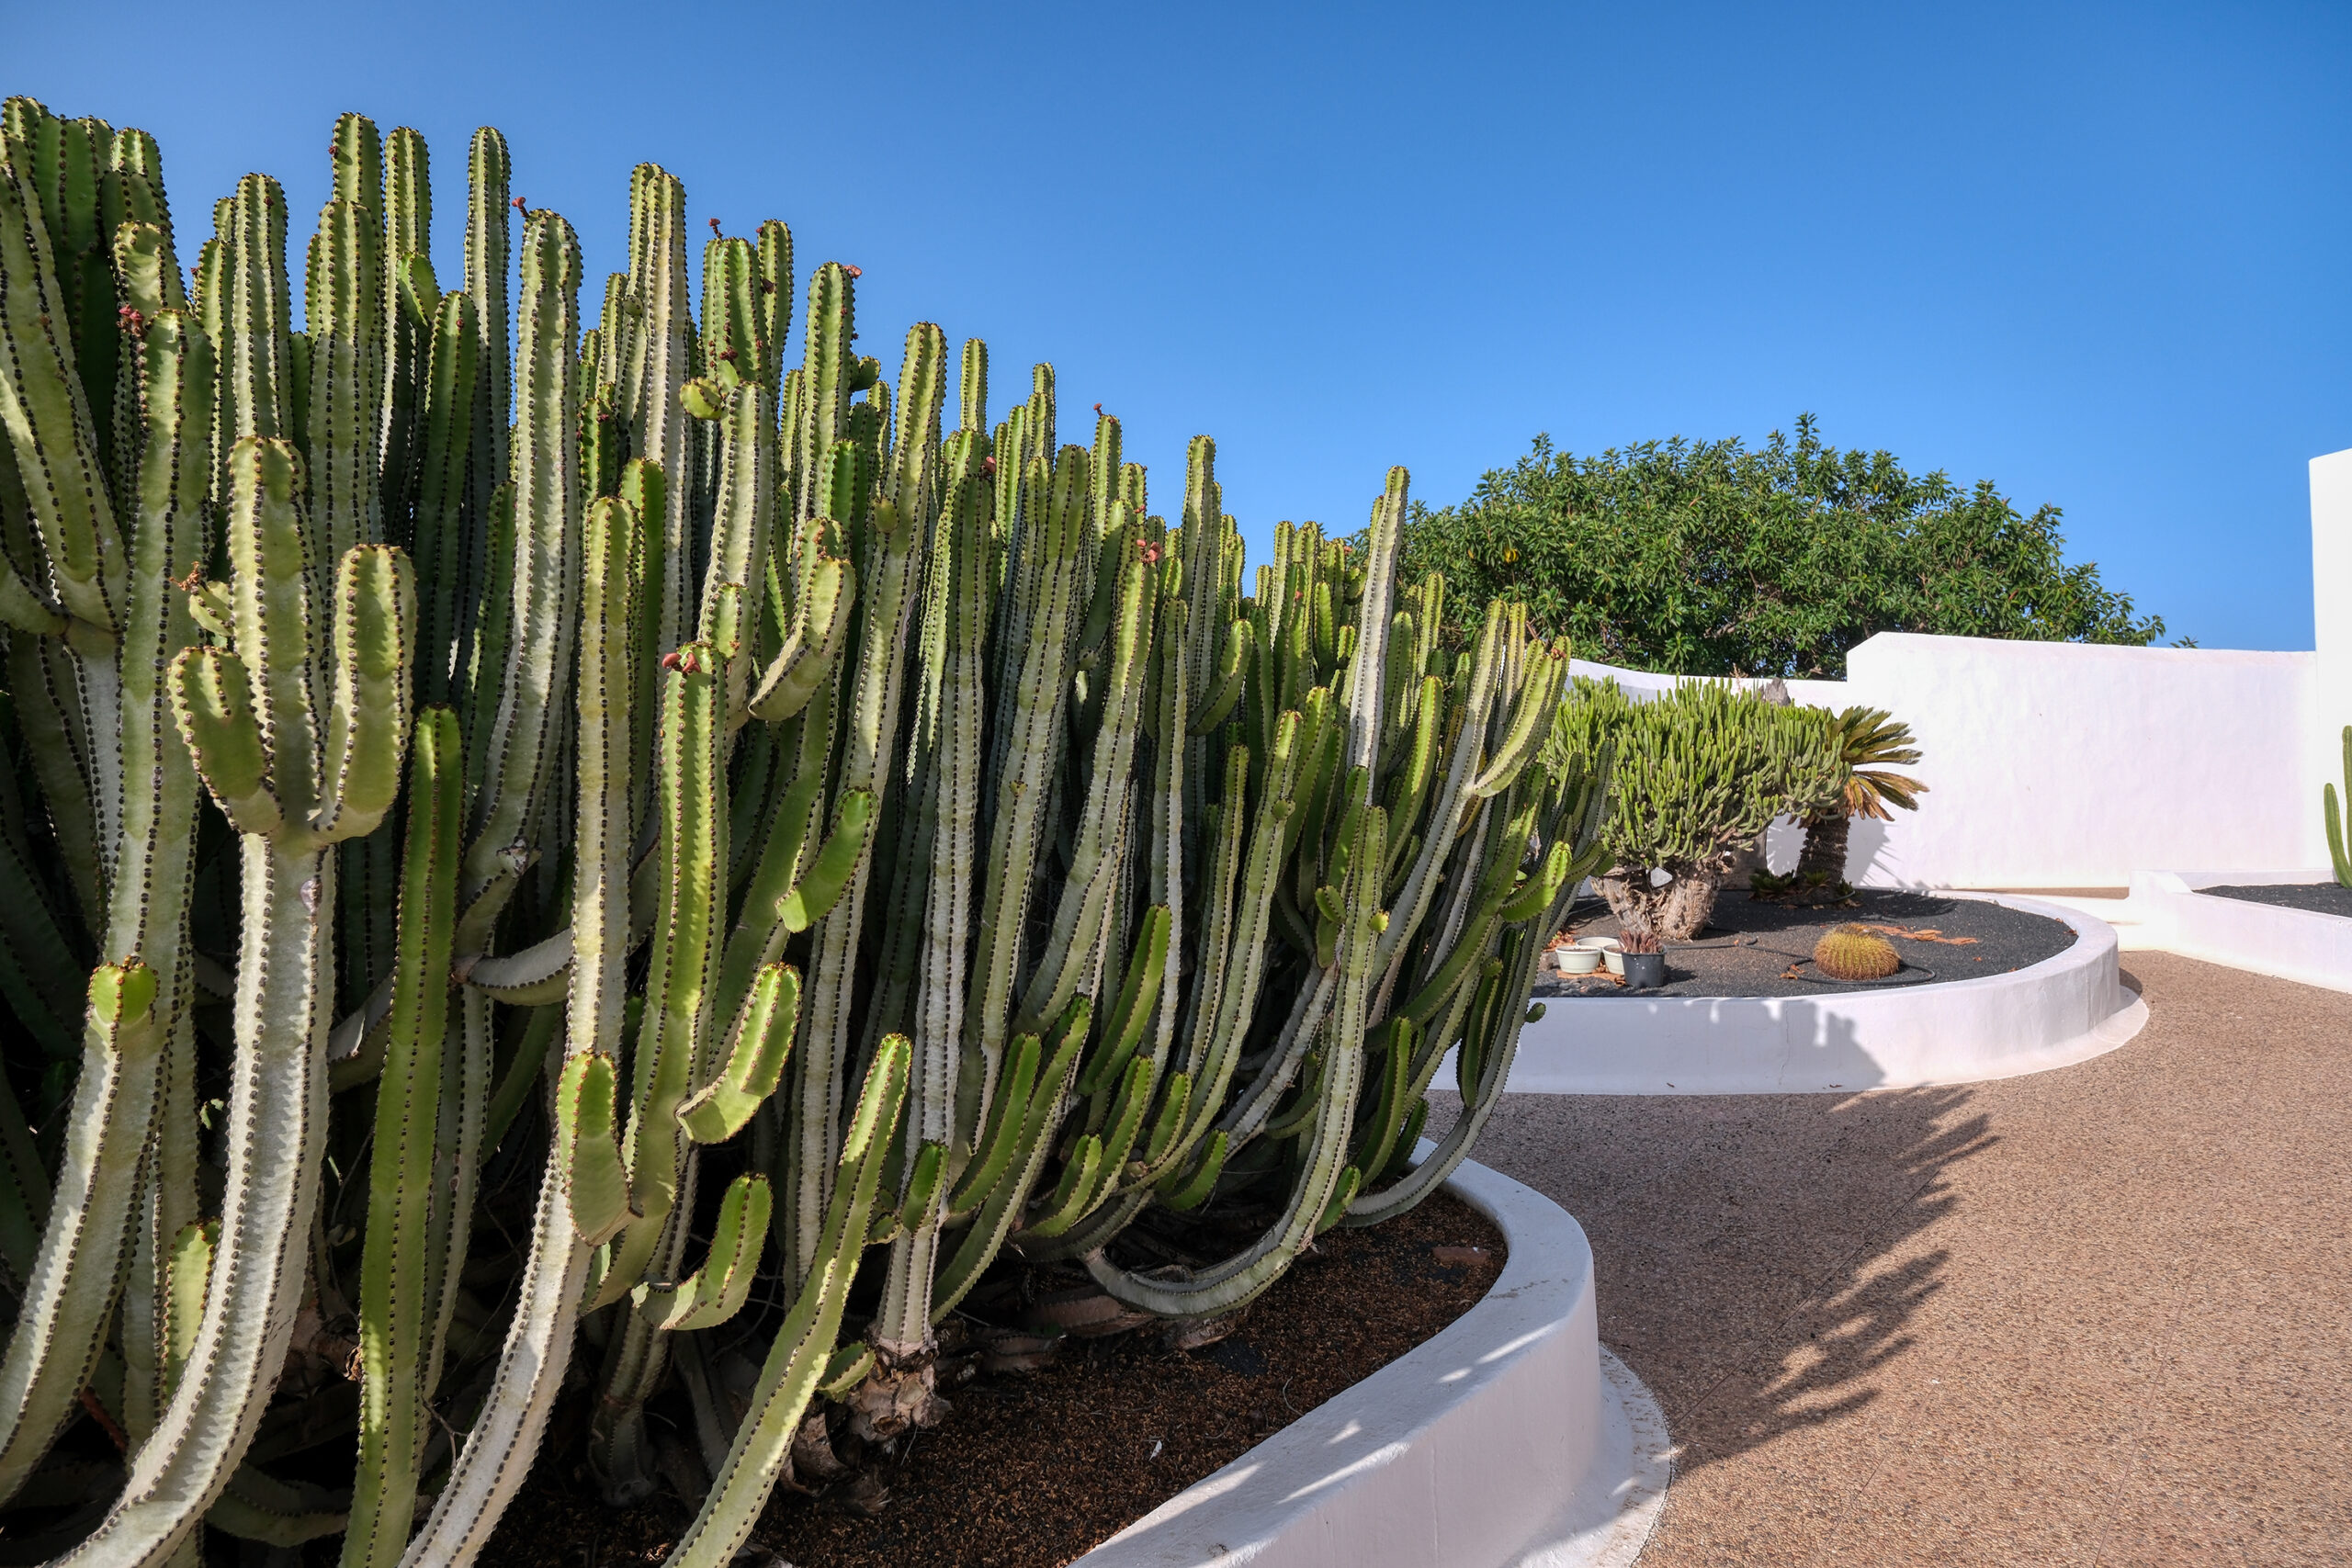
[1396,415,2168,677]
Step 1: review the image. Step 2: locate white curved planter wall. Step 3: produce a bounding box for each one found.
[1077,1156,1668,1568]
[2130,868,2352,992]
[1496,893,2147,1095]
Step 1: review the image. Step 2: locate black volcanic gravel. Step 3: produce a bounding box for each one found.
[1538,889,2079,999]
[2198,881,2352,919]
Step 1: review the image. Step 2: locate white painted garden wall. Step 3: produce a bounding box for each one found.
[1567,446,2352,892]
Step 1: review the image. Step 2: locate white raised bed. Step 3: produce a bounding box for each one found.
[2129,868,2352,993]
[1077,1154,1670,1568]
[1496,892,2147,1095]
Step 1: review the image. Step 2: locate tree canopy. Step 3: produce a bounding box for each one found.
[1393,415,2168,677]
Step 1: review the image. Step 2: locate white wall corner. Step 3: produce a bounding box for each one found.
[2307,449,2352,868]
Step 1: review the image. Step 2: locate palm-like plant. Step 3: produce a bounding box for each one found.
[1793,705,1928,886]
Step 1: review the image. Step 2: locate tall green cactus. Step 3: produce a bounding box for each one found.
[0,100,1611,1568]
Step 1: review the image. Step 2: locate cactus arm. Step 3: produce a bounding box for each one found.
[0,152,123,637]
[2332,783,2351,889]
[1193,617,1252,731]
[1087,810,1385,1317]
[171,646,281,838]
[339,707,460,1568]
[744,549,852,722]
[855,433,989,1437]
[700,381,770,720]
[458,211,579,917]
[206,1466,348,1546]
[783,322,941,1275]
[1352,1017,1418,1184]
[460,926,572,1002]
[591,639,726,1309]
[1077,906,1171,1099]
[311,544,417,844]
[958,469,1086,1156]
[408,289,478,705]
[462,128,510,533]
[1344,469,1408,781]
[679,963,799,1144]
[0,964,161,1505]
[622,168,695,658]
[216,175,296,473]
[0,302,206,1503]
[661,1038,905,1568]
[706,770,819,1023]
[57,835,333,1566]
[1013,546,1151,1035]
[302,198,383,568]
[1464,637,1568,800]
[457,483,514,802]
[630,1174,768,1332]
[559,1051,632,1246]
[0,537,62,632]
[1345,928,1545,1226]
[1373,607,1508,979]
[223,437,323,828]
[1022,1055,1152,1241]
[107,311,208,1462]
[941,1032,1039,1224]
[929,1003,1087,1319]
[375,130,429,539]
[397,442,643,1568]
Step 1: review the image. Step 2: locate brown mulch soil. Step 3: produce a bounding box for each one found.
[486,1192,1504,1568]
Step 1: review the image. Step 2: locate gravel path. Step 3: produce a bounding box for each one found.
[1432,952,2352,1565]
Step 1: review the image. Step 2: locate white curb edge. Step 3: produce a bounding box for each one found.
[1076,1151,1666,1568]
[2129,869,2352,993]
[1490,892,2147,1094]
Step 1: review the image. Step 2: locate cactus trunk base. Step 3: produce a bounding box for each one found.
[846,1338,949,1442]
[1597,864,1723,942]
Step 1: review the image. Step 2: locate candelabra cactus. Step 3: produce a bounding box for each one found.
[0,95,1614,1568]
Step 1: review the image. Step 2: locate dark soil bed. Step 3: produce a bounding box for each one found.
[483,1193,1505,1568]
[1539,888,2077,998]
[2198,881,2352,918]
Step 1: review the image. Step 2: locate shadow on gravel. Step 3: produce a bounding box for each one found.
[1439,1077,1998,1473]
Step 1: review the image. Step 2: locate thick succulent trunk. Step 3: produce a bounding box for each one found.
[1597,863,1724,942]
[1722,829,1768,889]
[1797,810,1852,886]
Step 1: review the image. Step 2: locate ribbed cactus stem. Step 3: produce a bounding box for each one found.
[341,707,461,1568]
[458,210,580,925]
[401,477,641,1568]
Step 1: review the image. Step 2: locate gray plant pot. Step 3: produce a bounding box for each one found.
[1621,951,1667,990]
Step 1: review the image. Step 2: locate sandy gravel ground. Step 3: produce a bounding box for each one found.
[1435,952,2351,1566]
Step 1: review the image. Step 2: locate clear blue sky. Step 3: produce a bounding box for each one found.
[10,1,2347,650]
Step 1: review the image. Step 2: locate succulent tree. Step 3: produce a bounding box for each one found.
[0,96,1613,1568]
[1558,676,1840,941]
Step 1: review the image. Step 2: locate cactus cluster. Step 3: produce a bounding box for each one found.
[1554,676,1841,941]
[1811,924,1901,981]
[0,99,1611,1566]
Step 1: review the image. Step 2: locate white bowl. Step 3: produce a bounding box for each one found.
[1575,936,1624,976]
[1554,946,1601,975]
